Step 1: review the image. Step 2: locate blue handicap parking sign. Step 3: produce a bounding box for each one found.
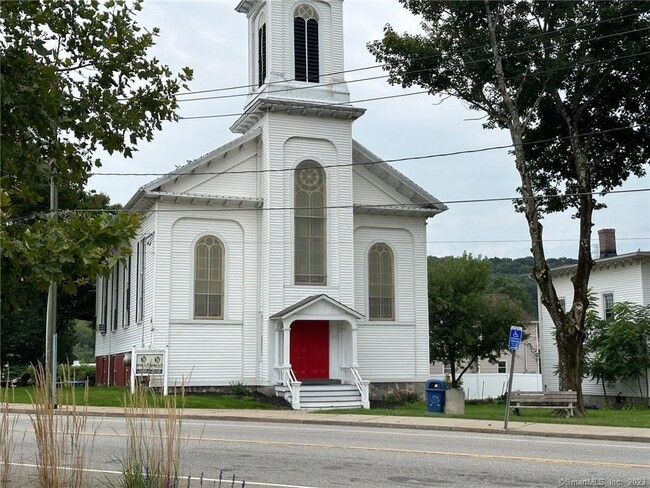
[508,326,523,350]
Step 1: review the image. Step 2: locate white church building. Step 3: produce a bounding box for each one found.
[95,0,447,409]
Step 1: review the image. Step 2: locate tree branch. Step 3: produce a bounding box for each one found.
[575,69,613,120]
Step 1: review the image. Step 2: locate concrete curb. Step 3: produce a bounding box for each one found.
[6,405,649,444]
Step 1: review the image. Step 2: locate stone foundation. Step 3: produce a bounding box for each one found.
[369,381,426,401]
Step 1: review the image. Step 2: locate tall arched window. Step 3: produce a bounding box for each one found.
[368,243,394,321]
[257,12,267,87]
[194,236,225,319]
[295,160,326,284]
[294,5,319,83]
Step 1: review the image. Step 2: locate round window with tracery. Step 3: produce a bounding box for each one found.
[295,4,318,20]
[296,161,324,193]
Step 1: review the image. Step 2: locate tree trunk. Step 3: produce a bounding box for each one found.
[484,0,592,416]
[555,316,587,415]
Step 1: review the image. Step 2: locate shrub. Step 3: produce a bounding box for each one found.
[384,390,421,406]
[228,381,250,397]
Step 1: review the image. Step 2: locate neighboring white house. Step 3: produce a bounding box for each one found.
[94,0,447,409]
[430,321,542,399]
[538,229,650,404]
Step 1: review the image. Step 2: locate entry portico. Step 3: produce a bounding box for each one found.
[271,294,368,409]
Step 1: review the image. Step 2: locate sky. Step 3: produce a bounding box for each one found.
[86,0,650,260]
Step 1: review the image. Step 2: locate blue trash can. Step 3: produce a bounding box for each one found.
[425,378,447,413]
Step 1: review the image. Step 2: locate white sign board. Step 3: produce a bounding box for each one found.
[134,352,164,376]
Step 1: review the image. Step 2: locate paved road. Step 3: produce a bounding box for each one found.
[6,413,650,487]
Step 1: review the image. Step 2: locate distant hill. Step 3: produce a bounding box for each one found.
[488,256,579,276]
[428,255,578,318]
[487,257,578,318]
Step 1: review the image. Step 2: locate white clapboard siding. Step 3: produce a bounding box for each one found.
[162,151,259,199]
[167,323,243,386]
[352,169,412,206]
[264,114,355,315]
[412,218,430,378]
[539,255,649,396]
[353,218,417,322]
[170,215,245,322]
[357,324,417,380]
[168,208,260,381]
[353,215,430,381]
[95,213,157,357]
[643,261,650,305]
[265,1,340,94]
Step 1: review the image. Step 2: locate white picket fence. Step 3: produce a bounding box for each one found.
[462,373,543,400]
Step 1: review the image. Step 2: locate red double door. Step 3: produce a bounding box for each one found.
[290,320,329,380]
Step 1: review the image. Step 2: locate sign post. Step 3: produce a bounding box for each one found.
[504,326,523,430]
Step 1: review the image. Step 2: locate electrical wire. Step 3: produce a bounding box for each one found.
[177,25,650,104]
[4,187,648,225]
[175,10,648,97]
[177,50,650,120]
[90,123,648,177]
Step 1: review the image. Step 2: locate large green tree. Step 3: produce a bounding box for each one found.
[1,1,192,372]
[1,1,191,315]
[1,189,116,366]
[370,1,649,414]
[428,254,526,388]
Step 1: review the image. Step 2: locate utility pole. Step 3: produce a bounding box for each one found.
[45,167,58,405]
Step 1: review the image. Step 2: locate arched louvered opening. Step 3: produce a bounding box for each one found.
[257,12,267,87]
[294,5,319,83]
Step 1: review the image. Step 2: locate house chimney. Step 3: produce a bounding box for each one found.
[598,228,617,258]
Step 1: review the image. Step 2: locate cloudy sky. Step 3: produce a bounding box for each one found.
[87,0,649,260]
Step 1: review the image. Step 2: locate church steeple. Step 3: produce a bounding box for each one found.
[232,0,363,133]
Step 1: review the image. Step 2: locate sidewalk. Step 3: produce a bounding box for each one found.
[7,403,649,443]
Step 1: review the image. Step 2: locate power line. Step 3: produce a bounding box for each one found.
[175,10,648,97]
[177,50,650,120]
[177,26,650,104]
[5,188,648,225]
[90,123,647,177]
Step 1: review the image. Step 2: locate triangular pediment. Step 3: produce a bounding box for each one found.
[125,128,261,210]
[270,294,363,321]
[352,140,447,217]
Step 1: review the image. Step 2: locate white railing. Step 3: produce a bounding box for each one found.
[341,366,370,408]
[275,366,301,409]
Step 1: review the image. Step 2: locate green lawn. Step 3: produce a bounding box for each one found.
[3,386,648,428]
[328,401,650,429]
[1,385,287,410]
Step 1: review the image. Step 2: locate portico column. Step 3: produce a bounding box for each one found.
[350,320,358,367]
[282,319,291,367]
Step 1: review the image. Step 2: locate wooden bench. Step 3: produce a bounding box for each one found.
[511,390,577,418]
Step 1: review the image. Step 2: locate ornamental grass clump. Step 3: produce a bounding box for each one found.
[1,374,17,487]
[120,383,187,487]
[29,362,97,488]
